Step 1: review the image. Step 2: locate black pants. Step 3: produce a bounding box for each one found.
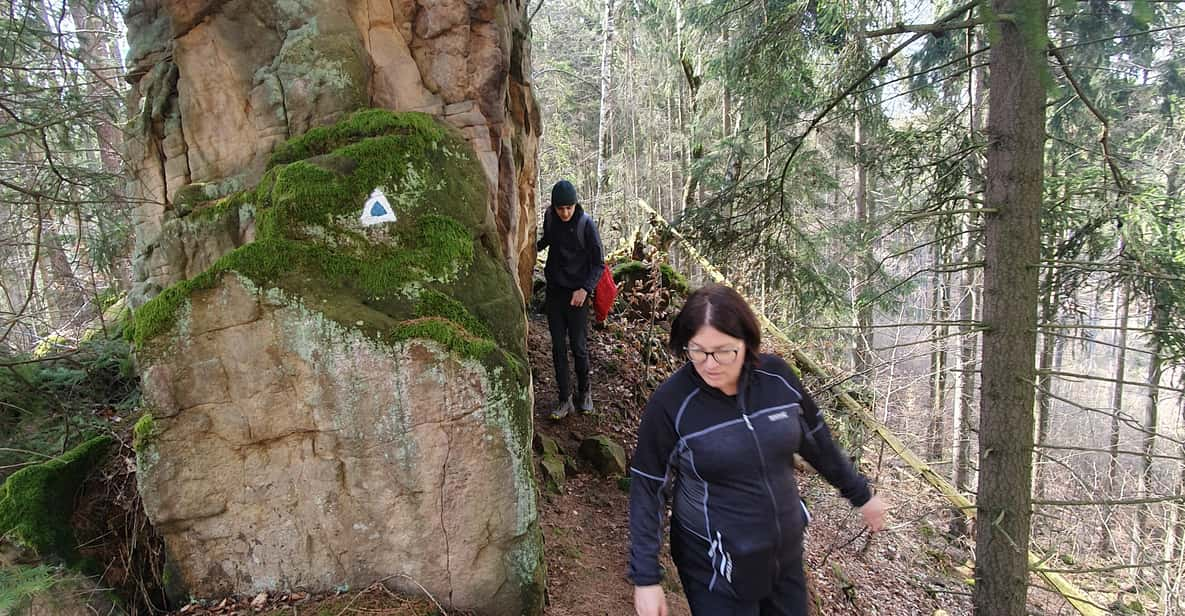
[545,288,589,400]
[678,555,809,616]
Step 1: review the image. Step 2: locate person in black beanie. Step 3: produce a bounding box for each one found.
[537,180,604,419]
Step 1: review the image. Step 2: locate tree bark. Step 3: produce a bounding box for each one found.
[975,2,1047,614]
[1133,314,1165,570]
[1033,286,1057,497]
[928,236,951,462]
[1107,284,1131,489]
[852,110,874,379]
[595,0,618,203]
[952,20,985,506]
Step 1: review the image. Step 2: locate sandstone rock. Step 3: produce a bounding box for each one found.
[579,435,628,477]
[123,0,540,306]
[131,112,542,616]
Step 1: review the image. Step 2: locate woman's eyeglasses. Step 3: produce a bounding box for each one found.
[685,347,739,365]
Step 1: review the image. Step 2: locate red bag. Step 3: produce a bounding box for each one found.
[592,265,617,323]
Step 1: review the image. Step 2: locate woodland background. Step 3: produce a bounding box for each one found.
[2,0,1184,614]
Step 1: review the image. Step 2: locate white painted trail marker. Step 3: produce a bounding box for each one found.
[360,188,397,226]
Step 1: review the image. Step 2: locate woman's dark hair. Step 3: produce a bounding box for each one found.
[669,284,762,366]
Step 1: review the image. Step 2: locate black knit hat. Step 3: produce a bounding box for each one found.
[551,180,578,207]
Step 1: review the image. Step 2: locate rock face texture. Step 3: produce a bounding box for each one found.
[123,0,541,307]
[131,112,543,615]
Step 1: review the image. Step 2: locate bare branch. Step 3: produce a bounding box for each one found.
[862,18,990,39]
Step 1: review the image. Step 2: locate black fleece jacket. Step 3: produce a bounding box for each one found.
[627,354,871,600]
[536,205,604,294]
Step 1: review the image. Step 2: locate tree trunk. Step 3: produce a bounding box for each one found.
[1033,287,1057,498]
[1098,282,1131,556]
[595,0,618,203]
[852,111,874,379]
[1165,163,1184,605]
[676,0,700,214]
[952,20,985,506]
[975,2,1046,614]
[67,0,124,174]
[37,211,93,330]
[928,235,950,462]
[1133,316,1164,571]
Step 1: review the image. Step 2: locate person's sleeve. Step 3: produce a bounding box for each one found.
[628,392,678,586]
[581,218,605,294]
[775,358,872,507]
[536,211,550,251]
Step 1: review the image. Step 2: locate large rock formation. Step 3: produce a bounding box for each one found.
[123,0,541,307]
[131,111,543,615]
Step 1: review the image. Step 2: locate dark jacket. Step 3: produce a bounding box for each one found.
[537,205,604,294]
[627,354,871,600]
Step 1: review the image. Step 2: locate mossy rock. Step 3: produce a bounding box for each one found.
[533,434,567,493]
[129,109,525,363]
[578,435,627,477]
[0,436,113,563]
[132,414,155,453]
[612,260,689,295]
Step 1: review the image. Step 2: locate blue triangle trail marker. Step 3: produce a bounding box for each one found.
[360,188,397,226]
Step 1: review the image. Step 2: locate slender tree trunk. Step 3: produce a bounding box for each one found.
[852,110,874,379]
[1165,164,1184,599]
[67,0,123,174]
[1108,284,1131,488]
[1096,282,1131,556]
[1133,316,1165,571]
[1164,392,1185,609]
[595,0,618,203]
[952,20,985,505]
[1033,287,1057,497]
[975,2,1046,614]
[928,235,950,462]
[37,210,93,330]
[629,27,640,230]
[676,1,700,214]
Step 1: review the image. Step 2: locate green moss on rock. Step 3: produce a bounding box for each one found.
[130,109,510,358]
[658,264,690,294]
[269,109,449,167]
[0,436,113,562]
[611,260,646,278]
[612,260,688,294]
[389,318,495,358]
[132,414,155,452]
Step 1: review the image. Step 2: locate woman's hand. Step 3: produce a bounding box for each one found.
[634,585,669,616]
[860,494,888,532]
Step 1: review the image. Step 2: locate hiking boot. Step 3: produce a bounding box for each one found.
[549,396,575,420]
[576,389,594,414]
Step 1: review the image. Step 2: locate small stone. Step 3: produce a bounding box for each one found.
[251,592,268,609]
[578,435,628,476]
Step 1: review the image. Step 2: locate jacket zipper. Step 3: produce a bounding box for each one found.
[741,400,783,580]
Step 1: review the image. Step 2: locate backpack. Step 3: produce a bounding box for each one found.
[543,208,590,249]
[543,209,617,322]
[592,266,617,323]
